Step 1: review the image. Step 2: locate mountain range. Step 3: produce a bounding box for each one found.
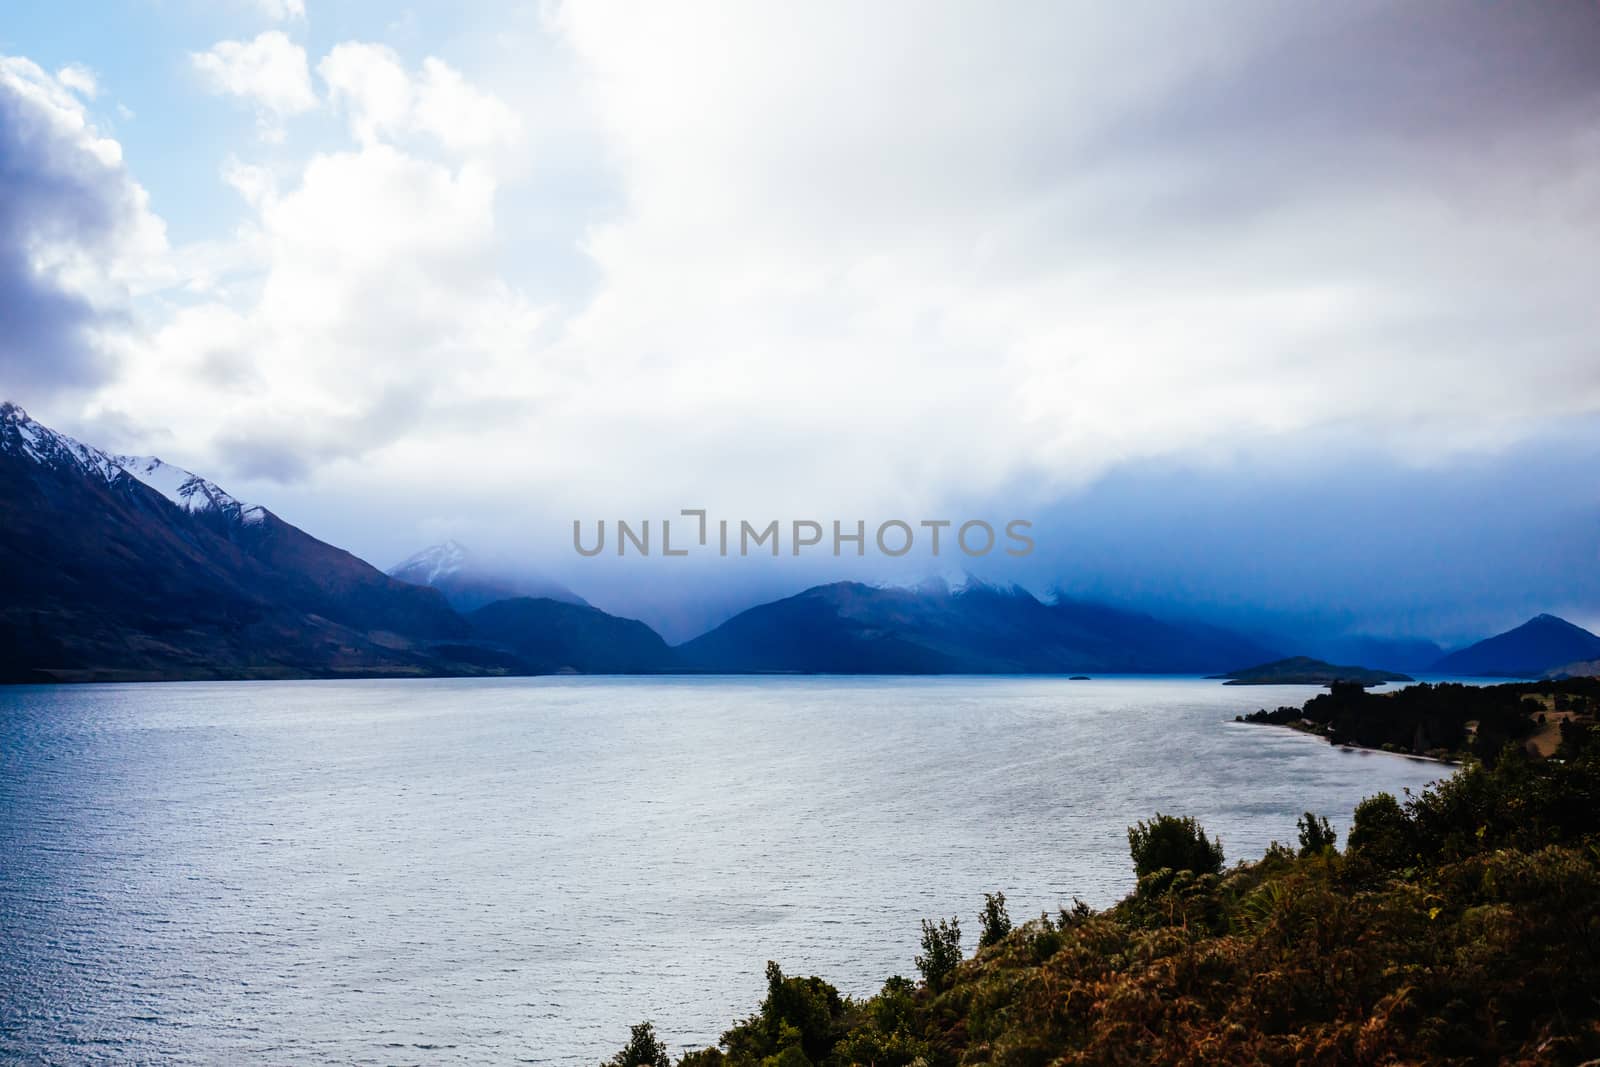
[676,579,1278,674]
[3,402,1596,683]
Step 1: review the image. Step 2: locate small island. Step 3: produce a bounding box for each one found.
[1212,655,1413,686]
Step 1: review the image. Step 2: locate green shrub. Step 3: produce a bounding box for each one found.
[604,1021,670,1067]
[915,915,962,988]
[978,890,1013,948]
[1348,791,1414,870]
[1127,812,1225,878]
[1297,811,1338,856]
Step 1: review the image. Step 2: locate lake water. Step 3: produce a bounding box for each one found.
[0,675,1450,1064]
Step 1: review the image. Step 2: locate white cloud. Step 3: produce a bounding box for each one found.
[192,31,317,138]
[55,63,97,98]
[319,45,518,153]
[254,0,307,21]
[413,57,519,154]
[318,43,411,144]
[108,44,540,482]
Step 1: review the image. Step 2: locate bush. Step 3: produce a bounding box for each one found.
[837,976,930,1067]
[1128,813,1225,878]
[1058,897,1094,928]
[978,890,1012,948]
[1297,811,1337,856]
[719,961,846,1064]
[605,1021,670,1067]
[1347,791,1415,871]
[915,915,962,987]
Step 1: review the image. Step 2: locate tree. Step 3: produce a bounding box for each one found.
[606,1021,670,1067]
[1296,812,1337,857]
[915,916,962,987]
[978,891,1012,948]
[1347,791,1413,870]
[719,962,847,1064]
[1127,813,1225,878]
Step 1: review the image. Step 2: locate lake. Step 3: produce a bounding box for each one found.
[0,675,1450,1064]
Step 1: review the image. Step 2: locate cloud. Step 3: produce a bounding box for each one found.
[522,0,1600,517]
[319,45,518,153]
[55,63,97,98]
[192,31,317,138]
[108,43,538,483]
[254,0,307,21]
[0,56,167,399]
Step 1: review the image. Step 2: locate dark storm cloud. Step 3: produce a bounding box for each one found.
[1046,1,1600,240]
[0,62,142,397]
[1145,2,1600,148]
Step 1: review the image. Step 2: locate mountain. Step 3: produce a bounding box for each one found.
[1311,635,1446,674]
[1548,659,1600,679]
[1432,614,1600,678]
[676,578,1278,674]
[389,540,586,611]
[467,598,677,673]
[1214,656,1412,686]
[0,402,505,682]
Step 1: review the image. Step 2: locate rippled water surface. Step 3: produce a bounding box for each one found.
[0,676,1449,1063]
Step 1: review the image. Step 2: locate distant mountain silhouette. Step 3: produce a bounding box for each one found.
[1312,635,1446,674]
[676,579,1278,674]
[389,541,586,612]
[1431,615,1600,678]
[468,597,677,673]
[1549,658,1600,680]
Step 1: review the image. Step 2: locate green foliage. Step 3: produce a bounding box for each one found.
[835,976,929,1067]
[915,915,962,988]
[719,961,847,1065]
[1127,812,1225,878]
[605,1021,670,1067]
[1347,790,1414,870]
[1296,811,1337,856]
[977,891,1012,949]
[675,1049,724,1066]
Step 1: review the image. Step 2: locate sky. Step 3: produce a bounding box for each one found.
[2,1,1598,644]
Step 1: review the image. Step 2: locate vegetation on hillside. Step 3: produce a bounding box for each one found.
[1240,677,1600,760]
[606,714,1600,1065]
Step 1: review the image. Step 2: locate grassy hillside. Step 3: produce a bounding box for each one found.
[606,713,1600,1066]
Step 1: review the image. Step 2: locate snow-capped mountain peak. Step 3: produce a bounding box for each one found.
[1,401,124,482]
[1,401,265,525]
[112,455,266,525]
[392,540,469,584]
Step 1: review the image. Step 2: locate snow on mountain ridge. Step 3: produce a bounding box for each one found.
[1,401,124,482]
[1,402,265,525]
[113,455,265,525]
[392,540,468,583]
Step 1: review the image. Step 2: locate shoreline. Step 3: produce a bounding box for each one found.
[1238,716,1464,766]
